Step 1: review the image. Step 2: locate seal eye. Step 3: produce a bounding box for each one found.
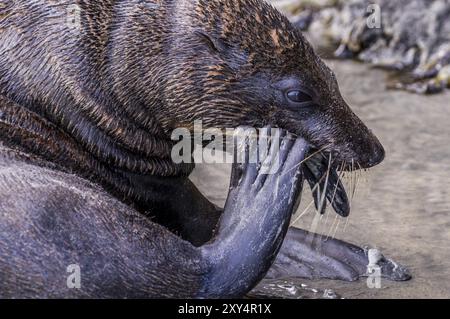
[286,90,313,104]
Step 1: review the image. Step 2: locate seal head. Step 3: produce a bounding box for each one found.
[154,0,385,169]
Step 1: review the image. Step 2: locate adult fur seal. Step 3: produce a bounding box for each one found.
[0,0,410,298]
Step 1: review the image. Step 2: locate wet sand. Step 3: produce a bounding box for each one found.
[190,60,450,299]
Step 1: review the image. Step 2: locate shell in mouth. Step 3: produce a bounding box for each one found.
[303,151,350,217]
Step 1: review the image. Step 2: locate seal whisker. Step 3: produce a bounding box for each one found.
[314,152,332,236]
[343,161,365,233]
[332,217,341,239]
[323,160,346,232]
[318,152,332,214]
[346,160,357,230]
[290,199,315,226]
[346,159,357,208]
[326,214,338,240]
[358,162,372,188]
[343,210,351,233]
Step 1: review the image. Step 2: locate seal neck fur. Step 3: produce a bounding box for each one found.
[0,94,195,213]
[0,92,193,174]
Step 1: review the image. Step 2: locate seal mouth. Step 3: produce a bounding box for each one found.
[303,149,350,217]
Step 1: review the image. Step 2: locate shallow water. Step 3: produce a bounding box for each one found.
[190,60,450,299]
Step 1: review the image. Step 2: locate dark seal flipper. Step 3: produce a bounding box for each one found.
[199,128,308,298]
[267,228,412,282]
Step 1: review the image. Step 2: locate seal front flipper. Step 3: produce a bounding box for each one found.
[267,227,412,282]
[198,128,308,298]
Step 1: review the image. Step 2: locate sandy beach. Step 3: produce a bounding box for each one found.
[190,59,450,299]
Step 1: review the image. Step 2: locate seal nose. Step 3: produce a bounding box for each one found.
[369,142,385,167]
[350,129,385,169]
[365,137,385,168]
